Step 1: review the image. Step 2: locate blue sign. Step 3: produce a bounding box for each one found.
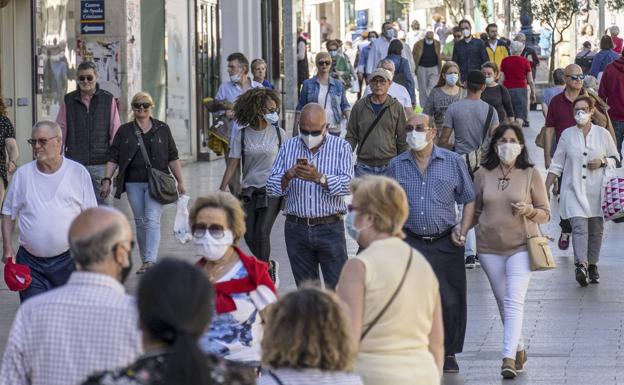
[81,0,105,35]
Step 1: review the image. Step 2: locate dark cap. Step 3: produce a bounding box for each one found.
[467,70,486,85]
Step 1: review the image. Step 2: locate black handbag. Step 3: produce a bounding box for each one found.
[134,125,179,204]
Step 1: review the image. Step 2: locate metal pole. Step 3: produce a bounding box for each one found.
[599,0,605,37]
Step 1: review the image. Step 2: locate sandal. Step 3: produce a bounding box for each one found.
[136,262,154,275]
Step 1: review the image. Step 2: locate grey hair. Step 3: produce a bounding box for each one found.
[514,32,526,41]
[510,41,525,55]
[33,119,62,138]
[69,223,124,268]
[583,75,599,90]
[611,26,620,36]
[378,59,396,73]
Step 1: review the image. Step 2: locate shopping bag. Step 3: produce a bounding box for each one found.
[601,168,624,222]
[173,195,193,243]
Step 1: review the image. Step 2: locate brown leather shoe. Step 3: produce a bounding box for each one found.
[501,358,517,379]
[515,350,527,372]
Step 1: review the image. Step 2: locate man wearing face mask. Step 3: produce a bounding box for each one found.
[413,29,442,107]
[366,22,416,77]
[0,207,142,385]
[267,103,353,289]
[387,113,476,373]
[452,19,489,82]
[355,31,378,98]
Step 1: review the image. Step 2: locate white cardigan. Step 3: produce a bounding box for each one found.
[549,124,620,219]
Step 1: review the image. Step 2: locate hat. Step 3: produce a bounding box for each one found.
[4,257,32,292]
[467,70,486,85]
[368,68,393,82]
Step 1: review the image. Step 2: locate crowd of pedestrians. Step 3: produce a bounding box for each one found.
[2,13,624,385]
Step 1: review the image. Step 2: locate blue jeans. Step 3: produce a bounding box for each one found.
[354,163,389,177]
[86,164,112,206]
[284,219,348,289]
[16,247,75,303]
[613,120,624,154]
[126,182,164,263]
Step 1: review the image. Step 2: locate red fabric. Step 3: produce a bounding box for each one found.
[598,57,624,121]
[544,91,579,142]
[500,56,532,89]
[4,257,32,292]
[196,247,276,314]
[613,36,623,54]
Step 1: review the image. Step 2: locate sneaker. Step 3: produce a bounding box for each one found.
[515,350,527,372]
[465,255,476,269]
[522,120,530,128]
[588,264,600,284]
[558,232,570,250]
[475,254,481,267]
[501,358,518,379]
[443,355,459,373]
[268,259,280,288]
[575,264,589,287]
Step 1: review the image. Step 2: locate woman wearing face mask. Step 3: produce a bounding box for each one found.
[480,62,515,123]
[545,96,620,287]
[337,175,444,385]
[423,61,465,140]
[471,124,550,379]
[385,39,416,107]
[220,88,285,283]
[191,192,278,366]
[326,40,356,90]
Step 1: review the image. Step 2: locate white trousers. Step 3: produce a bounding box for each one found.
[416,65,439,108]
[479,251,532,359]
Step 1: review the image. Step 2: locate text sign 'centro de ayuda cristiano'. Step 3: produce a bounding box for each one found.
[80,0,105,35]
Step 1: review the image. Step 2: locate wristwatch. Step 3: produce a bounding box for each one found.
[601,158,607,168]
[319,174,327,185]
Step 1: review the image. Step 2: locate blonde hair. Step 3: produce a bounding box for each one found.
[350,175,409,238]
[131,91,154,106]
[315,51,331,63]
[189,192,246,244]
[261,285,355,371]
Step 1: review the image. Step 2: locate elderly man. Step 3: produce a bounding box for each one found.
[1,120,97,302]
[365,22,416,75]
[387,113,475,374]
[0,207,142,385]
[267,103,353,289]
[347,68,407,177]
[363,60,413,116]
[412,29,442,108]
[56,61,120,205]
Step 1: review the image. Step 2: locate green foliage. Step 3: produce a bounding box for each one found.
[480,1,490,21]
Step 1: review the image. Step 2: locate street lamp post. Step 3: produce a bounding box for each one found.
[518,0,541,54]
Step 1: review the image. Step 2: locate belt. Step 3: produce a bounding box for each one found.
[286,214,342,226]
[404,227,453,243]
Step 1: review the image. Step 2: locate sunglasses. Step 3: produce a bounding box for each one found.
[347,204,359,212]
[405,124,428,132]
[27,136,58,147]
[78,75,94,82]
[568,74,585,81]
[299,128,323,137]
[317,60,331,66]
[192,224,226,239]
[132,102,152,110]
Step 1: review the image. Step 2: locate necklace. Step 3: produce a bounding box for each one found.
[498,164,513,191]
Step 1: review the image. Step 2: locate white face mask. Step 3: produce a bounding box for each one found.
[497,143,522,163]
[193,230,234,261]
[230,73,241,83]
[407,130,429,151]
[300,132,324,149]
[485,76,495,85]
[425,39,434,45]
[264,112,279,125]
[463,28,471,38]
[445,73,459,86]
[575,110,591,125]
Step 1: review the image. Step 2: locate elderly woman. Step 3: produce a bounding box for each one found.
[101,92,185,274]
[259,286,363,384]
[337,175,443,385]
[546,95,620,287]
[295,51,351,136]
[251,58,274,90]
[0,96,18,200]
[499,41,536,126]
[220,88,285,283]
[481,62,514,123]
[191,192,277,366]
[84,259,256,385]
[472,124,550,379]
[423,61,465,139]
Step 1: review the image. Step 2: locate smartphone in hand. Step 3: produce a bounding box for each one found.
[297,158,309,166]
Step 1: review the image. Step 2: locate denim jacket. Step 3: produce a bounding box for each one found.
[296,76,351,126]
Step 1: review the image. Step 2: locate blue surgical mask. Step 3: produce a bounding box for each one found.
[329,50,337,57]
[264,112,279,125]
[369,37,377,43]
[385,29,396,39]
[345,211,371,243]
[445,73,459,85]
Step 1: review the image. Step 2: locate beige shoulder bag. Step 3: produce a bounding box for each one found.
[523,168,556,271]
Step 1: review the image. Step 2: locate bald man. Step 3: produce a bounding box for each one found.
[1,120,97,302]
[267,103,353,289]
[0,207,141,385]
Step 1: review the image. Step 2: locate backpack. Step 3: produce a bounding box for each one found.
[393,59,409,88]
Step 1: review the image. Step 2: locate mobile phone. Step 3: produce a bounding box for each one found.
[297,158,309,166]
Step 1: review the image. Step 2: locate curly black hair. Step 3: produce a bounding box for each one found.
[234,88,281,127]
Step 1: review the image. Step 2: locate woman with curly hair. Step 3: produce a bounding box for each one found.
[219,87,285,283]
[259,285,363,384]
[0,96,19,200]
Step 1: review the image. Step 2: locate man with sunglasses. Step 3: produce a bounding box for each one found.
[56,61,121,205]
[1,207,141,385]
[267,103,353,289]
[1,120,97,302]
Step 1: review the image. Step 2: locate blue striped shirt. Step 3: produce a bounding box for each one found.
[386,146,475,236]
[267,134,353,218]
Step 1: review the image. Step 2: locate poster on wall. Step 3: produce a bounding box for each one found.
[76,39,121,98]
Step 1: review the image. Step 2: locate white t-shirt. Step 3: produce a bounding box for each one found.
[2,158,98,257]
[318,83,337,130]
[364,82,412,108]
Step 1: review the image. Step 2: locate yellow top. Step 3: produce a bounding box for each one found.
[353,237,440,385]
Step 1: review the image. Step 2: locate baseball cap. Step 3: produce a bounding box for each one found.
[368,68,393,82]
[4,257,32,292]
[467,70,486,86]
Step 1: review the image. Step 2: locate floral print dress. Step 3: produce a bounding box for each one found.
[0,115,15,188]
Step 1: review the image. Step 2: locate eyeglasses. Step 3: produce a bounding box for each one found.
[347,204,359,212]
[405,124,429,132]
[132,102,152,110]
[317,60,331,66]
[78,75,94,82]
[27,136,58,147]
[299,128,323,136]
[192,224,226,239]
[568,74,585,81]
[370,78,387,84]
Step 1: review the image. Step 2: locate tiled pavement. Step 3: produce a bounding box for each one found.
[0,111,623,384]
